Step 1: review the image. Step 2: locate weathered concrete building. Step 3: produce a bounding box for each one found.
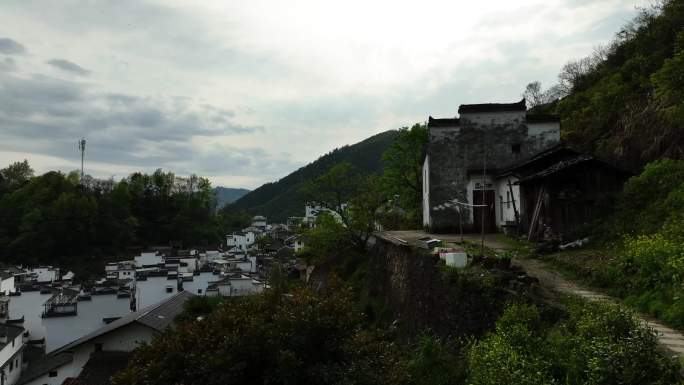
[422,99,560,232]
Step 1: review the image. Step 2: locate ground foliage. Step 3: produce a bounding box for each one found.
[468,300,681,385]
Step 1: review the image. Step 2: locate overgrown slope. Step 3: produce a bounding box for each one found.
[547,0,684,168]
[227,130,399,222]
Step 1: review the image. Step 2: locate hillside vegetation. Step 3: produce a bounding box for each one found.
[535,0,684,168]
[226,130,399,222]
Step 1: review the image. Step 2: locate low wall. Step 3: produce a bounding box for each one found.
[366,235,520,338]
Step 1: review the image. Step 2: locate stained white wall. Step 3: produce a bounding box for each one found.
[527,122,560,149]
[459,110,525,126]
[1,277,15,295]
[495,177,520,227]
[0,333,23,385]
[25,323,156,385]
[422,155,431,228]
[135,253,163,268]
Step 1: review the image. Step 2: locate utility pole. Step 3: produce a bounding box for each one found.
[78,138,86,182]
[481,134,486,257]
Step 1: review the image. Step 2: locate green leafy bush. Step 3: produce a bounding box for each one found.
[114,284,408,385]
[614,159,684,237]
[467,301,680,385]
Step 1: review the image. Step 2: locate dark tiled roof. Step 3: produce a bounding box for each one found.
[72,351,132,385]
[0,271,13,280]
[427,116,459,127]
[526,113,560,123]
[497,144,578,177]
[137,290,194,330]
[0,324,24,349]
[518,154,596,182]
[17,353,73,385]
[458,99,526,114]
[52,291,194,354]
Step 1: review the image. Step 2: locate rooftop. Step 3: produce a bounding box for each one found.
[458,99,527,114]
[427,116,459,127]
[0,324,24,349]
[526,113,561,123]
[52,290,194,354]
[17,352,73,385]
[71,351,133,385]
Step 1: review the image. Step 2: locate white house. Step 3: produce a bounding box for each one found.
[0,273,15,296]
[251,215,267,229]
[422,100,561,232]
[206,275,264,297]
[304,204,344,227]
[285,235,305,253]
[227,231,256,253]
[134,252,163,268]
[28,267,59,284]
[178,257,199,274]
[0,325,25,385]
[115,262,136,281]
[18,291,194,385]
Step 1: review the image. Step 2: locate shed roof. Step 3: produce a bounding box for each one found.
[518,154,630,183]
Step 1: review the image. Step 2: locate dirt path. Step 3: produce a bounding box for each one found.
[382,230,684,358]
[514,258,684,358]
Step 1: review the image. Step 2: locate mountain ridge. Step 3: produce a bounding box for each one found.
[226,130,399,222]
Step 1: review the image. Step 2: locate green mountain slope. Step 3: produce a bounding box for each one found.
[227,130,399,222]
[213,187,250,208]
[546,0,684,169]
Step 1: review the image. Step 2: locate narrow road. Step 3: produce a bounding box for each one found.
[383,230,684,358]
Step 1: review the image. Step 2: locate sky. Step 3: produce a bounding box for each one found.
[0,0,649,189]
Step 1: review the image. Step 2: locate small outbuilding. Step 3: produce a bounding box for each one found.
[500,145,631,241]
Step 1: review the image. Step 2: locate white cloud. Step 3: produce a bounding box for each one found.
[0,0,648,188]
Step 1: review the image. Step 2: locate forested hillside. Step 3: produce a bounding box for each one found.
[0,162,231,273]
[533,0,684,168]
[213,187,250,208]
[227,130,399,222]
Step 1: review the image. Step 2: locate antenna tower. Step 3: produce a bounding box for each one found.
[78,138,86,182]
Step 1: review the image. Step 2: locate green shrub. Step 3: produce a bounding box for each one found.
[467,301,680,385]
[614,159,684,236]
[405,333,466,385]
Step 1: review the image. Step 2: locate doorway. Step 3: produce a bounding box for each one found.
[473,190,496,233]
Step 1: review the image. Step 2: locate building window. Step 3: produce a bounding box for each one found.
[506,191,511,209]
[9,360,13,371]
[499,196,504,221]
[48,371,58,377]
[511,143,521,154]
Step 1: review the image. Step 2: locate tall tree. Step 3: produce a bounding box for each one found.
[380,124,428,226]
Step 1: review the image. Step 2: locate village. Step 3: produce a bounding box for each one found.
[0,202,338,385]
[0,98,638,385]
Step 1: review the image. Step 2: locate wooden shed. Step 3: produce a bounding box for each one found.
[503,146,631,241]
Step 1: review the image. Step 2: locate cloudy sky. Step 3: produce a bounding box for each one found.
[0,0,647,189]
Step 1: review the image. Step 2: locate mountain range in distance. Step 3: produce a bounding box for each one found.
[213,187,251,208]
[224,130,400,222]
